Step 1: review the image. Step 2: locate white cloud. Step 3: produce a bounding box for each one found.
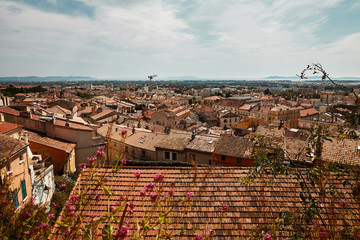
[0,0,359,78]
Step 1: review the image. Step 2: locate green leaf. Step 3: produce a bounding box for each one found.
[93,216,107,223]
[102,185,111,196]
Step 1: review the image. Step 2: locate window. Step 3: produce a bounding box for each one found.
[37,184,43,202]
[235,118,237,122]
[224,119,227,123]
[21,180,27,200]
[229,119,232,123]
[221,155,226,161]
[236,158,242,164]
[12,189,19,208]
[141,151,146,157]
[208,160,212,165]
[164,151,170,160]
[172,152,177,161]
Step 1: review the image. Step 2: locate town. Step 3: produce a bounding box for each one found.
[0,75,359,238]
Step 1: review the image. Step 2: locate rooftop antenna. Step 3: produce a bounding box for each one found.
[148,75,157,92]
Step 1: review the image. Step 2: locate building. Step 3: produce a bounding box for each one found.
[155,132,192,162]
[213,135,254,166]
[27,131,76,175]
[185,135,218,165]
[267,105,300,128]
[0,134,32,209]
[217,111,240,129]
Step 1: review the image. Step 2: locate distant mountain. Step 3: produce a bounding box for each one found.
[0,76,97,82]
[265,76,360,80]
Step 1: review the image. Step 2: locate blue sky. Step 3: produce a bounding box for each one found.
[0,0,359,79]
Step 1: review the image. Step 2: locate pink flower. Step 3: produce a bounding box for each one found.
[110,206,116,211]
[41,223,49,229]
[60,184,66,190]
[96,150,104,157]
[79,163,86,170]
[129,202,135,209]
[25,231,30,235]
[121,129,127,136]
[354,234,360,240]
[51,202,57,208]
[171,180,176,186]
[339,200,349,207]
[128,209,134,215]
[0,190,6,194]
[103,177,108,182]
[90,213,98,219]
[150,192,158,202]
[2,200,9,204]
[222,204,229,211]
[133,170,142,179]
[121,158,127,164]
[87,157,95,165]
[22,212,32,219]
[71,194,79,202]
[194,234,203,240]
[98,146,105,151]
[145,182,155,191]
[319,232,329,239]
[186,192,193,198]
[154,173,164,182]
[264,233,271,240]
[94,194,101,200]
[48,213,55,219]
[139,190,146,196]
[168,189,174,196]
[116,225,129,239]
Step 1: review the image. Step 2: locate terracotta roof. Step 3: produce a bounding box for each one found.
[27,130,75,153]
[155,133,192,151]
[185,135,219,153]
[52,167,360,239]
[0,122,22,134]
[215,136,254,158]
[91,109,116,121]
[0,133,27,164]
[203,96,224,101]
[54,118,93,131]
[126,131,168,152]
[47,105,71,115]
[0,106,20,116]
[322,138,360,165]
[300,108,319,117]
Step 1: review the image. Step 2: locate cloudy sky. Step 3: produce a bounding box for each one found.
[0,0,359,79]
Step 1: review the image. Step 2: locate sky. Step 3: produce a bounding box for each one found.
[0,0,359,79]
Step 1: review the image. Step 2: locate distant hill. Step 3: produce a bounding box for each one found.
[0,76,96,82]
[265,76,360,80]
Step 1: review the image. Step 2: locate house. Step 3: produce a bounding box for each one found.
[217,111,240,129]
[0,107,105,168]
[89,108,119,124]
[0,122,22,139]
[0,134,32,209]
[155,132,192,162]
[149,111,176,128]
[185,134,219,165]
[27,130,76,175]
[51,167,359,239]
[213,135,254,166]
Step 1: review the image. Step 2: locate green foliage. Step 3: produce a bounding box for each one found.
[1,84,47,97]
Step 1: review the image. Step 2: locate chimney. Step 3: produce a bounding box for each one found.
[132,125,135,135]
[23,131,28,144]
[52,115,56,124]
[191,130,195,140]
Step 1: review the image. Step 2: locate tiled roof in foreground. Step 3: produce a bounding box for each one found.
[52,167,359,239]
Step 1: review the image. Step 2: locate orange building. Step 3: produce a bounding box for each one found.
[213,135,254,167]
[0,134,32,209]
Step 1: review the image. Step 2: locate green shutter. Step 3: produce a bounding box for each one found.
[12,189,19,207]
[21,180,27,200]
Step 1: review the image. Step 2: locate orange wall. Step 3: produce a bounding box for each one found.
[29,141,72,174]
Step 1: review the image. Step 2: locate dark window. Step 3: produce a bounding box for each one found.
[141,151,146,157]
[12,189,19,208]
[172,152,177,161]
[221,155,226,161]
[236,158,242,164]
[224,119,227,123]
[21,180,27,200]
[164,151,170,160]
